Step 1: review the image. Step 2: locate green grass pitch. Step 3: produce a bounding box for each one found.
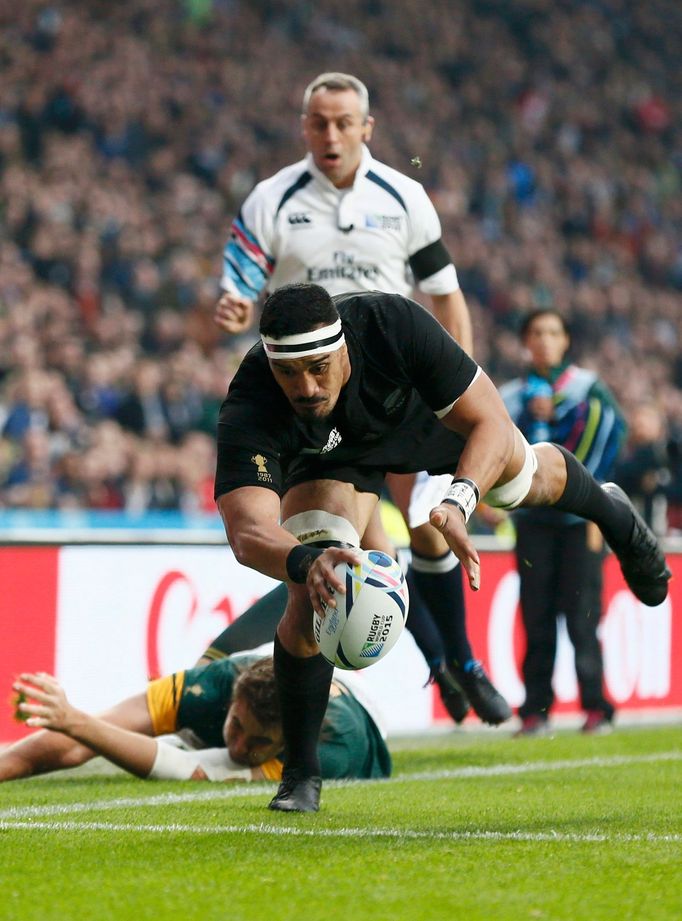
[0,725,680,921]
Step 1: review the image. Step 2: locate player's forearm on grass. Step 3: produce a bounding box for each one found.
[59,713,159,779]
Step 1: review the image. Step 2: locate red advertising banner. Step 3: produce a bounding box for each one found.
[0,547,59,742]
[0,545,679,743]
[434,551,681,721]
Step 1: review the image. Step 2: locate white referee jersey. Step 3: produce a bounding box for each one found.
[221,145,459,300]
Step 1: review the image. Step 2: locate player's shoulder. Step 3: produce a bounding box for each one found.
[200,653,261,684]
[334,288,416,318]
[228,652,266,672]
[223,342,284,414]
[201,657,237,679]
[248,158,312,207]
[229,341,270,385]
[183,657,236,700]
[363,157,431,205]
[334,290,430,341]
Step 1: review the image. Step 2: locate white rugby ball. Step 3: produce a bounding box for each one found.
[312,550,409,670]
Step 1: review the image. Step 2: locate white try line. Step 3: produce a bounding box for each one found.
[1,750,680,822]
[0,819,679,844]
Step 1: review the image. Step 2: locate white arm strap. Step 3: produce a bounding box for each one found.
[149,742,252,782]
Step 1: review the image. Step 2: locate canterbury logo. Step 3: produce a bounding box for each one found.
[288,212,312,225]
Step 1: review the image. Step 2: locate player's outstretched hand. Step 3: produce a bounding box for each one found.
[214,292,255,334]
[13,672,80,733]
[429,503,481,591]
[307,546,362,617]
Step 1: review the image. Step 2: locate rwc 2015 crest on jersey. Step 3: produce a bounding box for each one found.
[365,214,402,231]
[251,453,273,483]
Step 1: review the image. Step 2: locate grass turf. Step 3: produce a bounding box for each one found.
[0,725,680,921]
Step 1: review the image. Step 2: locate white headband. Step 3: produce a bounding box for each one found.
[261,319,345,360]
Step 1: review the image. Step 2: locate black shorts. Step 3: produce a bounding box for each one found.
[284,417,466,497]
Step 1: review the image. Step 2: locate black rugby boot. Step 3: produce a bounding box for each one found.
[268,770,322,813]
[454,661,512,726]
[602,483,671,607]
[431,662,470,724]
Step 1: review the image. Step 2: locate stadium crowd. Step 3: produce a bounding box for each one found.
[0,0,680,530]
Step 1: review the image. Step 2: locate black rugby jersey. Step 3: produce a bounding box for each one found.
[215,292,478,498]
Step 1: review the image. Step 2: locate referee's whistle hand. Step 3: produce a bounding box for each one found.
[214,292,255,334]
[429,504,481,591]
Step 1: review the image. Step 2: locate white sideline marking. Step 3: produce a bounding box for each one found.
[1,750,680,822]
[0,819,679,844]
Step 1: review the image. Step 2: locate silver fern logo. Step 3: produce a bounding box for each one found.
[320,428,342,453]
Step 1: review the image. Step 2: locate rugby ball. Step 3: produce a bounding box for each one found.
[312,550,409,670]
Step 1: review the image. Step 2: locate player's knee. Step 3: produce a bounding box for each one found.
[280,511,365,654]
[530,442,572,502]
[282,509,360,547]
[484,432,538,510]
[361,513,394,555]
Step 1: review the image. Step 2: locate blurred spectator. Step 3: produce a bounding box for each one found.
[176,431,216,515]
[614,402,682,536]
[124,442,180,513]
[4,428,55,508]
[115,360,168,440]
[2,370,52,440]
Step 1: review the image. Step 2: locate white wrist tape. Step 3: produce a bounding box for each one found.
[441,477,480,523]
[194,748,253,782]
[149,741,201,780]
[149,742,253,782]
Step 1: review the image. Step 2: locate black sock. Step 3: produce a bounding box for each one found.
[552,446,633,548]
[410,551,473,669]
[273,632,333,777]
[404,568,446,669]
[203,583,288,659]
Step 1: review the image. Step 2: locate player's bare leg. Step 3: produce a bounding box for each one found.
[431,432,670,606]
[388,472,510,725]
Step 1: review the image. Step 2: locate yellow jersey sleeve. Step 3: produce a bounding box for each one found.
[146,671,186,736]
[259,758,283,782]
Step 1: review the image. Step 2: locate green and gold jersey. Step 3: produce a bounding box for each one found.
[146,654,391,780]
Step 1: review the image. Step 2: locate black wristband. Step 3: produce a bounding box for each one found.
[285,544,324,584]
